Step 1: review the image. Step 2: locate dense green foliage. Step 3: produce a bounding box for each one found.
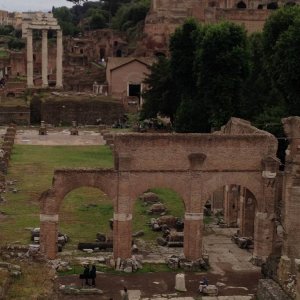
[52,0,149,37]
[112,0,150,39]
[142,7,300,135]
[0,25,24,50]
[142,19,249,132]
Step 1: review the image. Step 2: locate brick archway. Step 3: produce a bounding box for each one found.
[39,118,280,262]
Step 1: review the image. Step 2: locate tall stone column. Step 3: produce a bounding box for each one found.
[113,172,132,259]
[26,29,34,88]
[296,259,300,300]
[39,214,59,259]
[42,29,48,87]
[184,212,203,259]
[56,30,63,88]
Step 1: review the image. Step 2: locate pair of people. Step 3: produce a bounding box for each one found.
[82,264,97,287]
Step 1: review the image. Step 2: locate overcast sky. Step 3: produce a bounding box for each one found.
[0,0,95,12]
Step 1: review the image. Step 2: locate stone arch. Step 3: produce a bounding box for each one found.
[201,172,262,211]
[39,169,117,259]
[128,172,189,211]
[237,1,247,8]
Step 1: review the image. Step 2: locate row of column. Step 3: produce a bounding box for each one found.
[27,29,63,88]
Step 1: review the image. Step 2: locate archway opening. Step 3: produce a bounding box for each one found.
[132,188,185,260]
[203,184,257,267]
[267,2,278,9]
[237,1,247,8]
[59,187,113,252]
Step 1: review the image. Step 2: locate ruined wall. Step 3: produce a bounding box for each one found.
[40,99,124,126]
[9,51,26,77]
[214,8,271,33]
[114,133,277,172]
[40,118,279,261]
[140,0,292,56]
[0,106,30,125]
[282,117,300,269]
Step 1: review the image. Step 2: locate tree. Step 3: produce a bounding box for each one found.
[52,6,78,35]
[142,20,250,132]
[112,0,150,32]
[196,22,249,129]
[263,7,300,116]
[141,57,176,122]
[170,19,210,132]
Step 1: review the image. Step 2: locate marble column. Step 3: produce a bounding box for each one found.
[42,29,48,87]
[26,29,34,88]
[56,30,63,88]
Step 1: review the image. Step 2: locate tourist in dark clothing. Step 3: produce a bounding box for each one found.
[83,265,90,286]
[90,264,97,287]
[122,287,129,300]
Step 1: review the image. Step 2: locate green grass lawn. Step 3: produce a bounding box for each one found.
[0,145,113,245]
[0,144,186,249]
[133,188,185,240]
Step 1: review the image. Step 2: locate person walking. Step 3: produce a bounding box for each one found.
[90,264,97,287]
[121,287,129,300]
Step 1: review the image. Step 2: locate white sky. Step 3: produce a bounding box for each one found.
[0,0,94,12]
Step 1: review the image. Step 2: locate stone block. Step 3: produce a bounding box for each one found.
[256,279,291,300]
[175,273,187,292]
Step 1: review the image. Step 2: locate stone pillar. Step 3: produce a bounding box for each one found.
[239,188,256,237]
[295,259,300,300]
[253,211,273,262]
[184,212,203,259]
[56,30,63,88]
[113,172,132,259]
[42,29,48,87]
[252,157,280,263]
[113,212,132,259]
[39,214,59,259]
[26,29,34,88]
[238,188,246,233]
[224,185,238,227]
[282,117,300,267]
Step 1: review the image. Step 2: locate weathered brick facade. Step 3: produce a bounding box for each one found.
[39,118,279,262]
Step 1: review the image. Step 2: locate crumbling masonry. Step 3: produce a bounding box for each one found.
[39,118,282,264]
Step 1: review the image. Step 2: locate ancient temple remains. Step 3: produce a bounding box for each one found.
[23,13,63,88]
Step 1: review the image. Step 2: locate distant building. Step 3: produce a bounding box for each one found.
[106,57,155,107]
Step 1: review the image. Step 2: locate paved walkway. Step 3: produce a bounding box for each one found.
[203,226,259,275]
[14,129,105,145]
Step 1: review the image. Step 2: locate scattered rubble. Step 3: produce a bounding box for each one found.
[139,192,160,204]
[166,255,209,271]
[30,228,69,251]
[148,203,166,214]
[0,261,22,277]
[231,233,253,249]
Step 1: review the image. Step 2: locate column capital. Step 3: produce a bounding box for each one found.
[27,28,33,36]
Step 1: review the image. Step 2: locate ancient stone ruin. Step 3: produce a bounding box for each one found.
[39,117,279,265]
[24,13,62,88]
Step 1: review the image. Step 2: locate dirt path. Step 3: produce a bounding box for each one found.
[57,268,260,300]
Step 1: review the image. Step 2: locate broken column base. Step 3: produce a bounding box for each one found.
[250,255,265,267]
[166,255,209,271]
[108,256,143,273]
